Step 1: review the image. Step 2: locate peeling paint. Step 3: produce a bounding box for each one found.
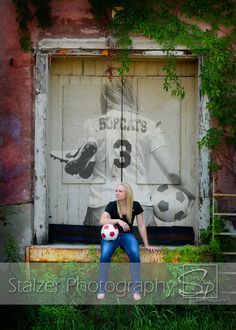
[198,57,210,234]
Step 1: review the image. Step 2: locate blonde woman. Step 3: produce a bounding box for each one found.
[97,182,156,301]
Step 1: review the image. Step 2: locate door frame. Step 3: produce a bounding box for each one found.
[34,37,210,244]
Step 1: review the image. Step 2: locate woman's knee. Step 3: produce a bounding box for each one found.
[125,245,140,262]
[100,243,116,262]
[121,234,140,261]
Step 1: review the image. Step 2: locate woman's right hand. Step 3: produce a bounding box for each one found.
[117,220,130,232]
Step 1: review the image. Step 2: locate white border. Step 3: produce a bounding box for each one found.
[34,38,209,244]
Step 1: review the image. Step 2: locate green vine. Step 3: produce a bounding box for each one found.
[162,244,214,263]
[12,0,236,170]
[200,213,236,258]
[89,1,236,259]
[89,0,236,157]
[12,0,52,51]
[13,0,236,152]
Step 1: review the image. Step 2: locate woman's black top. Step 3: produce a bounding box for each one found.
[104,201,143,233]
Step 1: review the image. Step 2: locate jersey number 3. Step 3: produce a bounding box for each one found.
[113,139,131,168]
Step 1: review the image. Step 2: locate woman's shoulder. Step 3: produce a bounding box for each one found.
[105,201,117,209]
[106,200,116,204]
[133,201,143,208]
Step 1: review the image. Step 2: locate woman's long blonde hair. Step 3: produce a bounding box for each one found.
[116,182,134,224]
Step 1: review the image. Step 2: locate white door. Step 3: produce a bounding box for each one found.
[48,57,198,229]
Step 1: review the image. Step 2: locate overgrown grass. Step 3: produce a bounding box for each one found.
[1,305,236,330]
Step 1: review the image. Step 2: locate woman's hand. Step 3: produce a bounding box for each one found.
[117,220,130,232]
[145,245,157,252]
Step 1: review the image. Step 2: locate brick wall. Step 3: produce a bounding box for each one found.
[0,0,102,205]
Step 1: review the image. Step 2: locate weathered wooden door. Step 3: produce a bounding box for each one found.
[49,57,197,229]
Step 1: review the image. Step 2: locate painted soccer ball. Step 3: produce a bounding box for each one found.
[152,185,190,222]
[101,224,119,241]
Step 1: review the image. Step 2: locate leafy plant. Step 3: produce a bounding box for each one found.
[162,244,213,263]
[12,0,52,51]
[200,214,236,259]
[89,0,236,170]
[3,305,236,330]
[200,214,226,243]
[88,245,100,262]
[12,0,236,177]
[111,246,127,262]
[3,234,22,262]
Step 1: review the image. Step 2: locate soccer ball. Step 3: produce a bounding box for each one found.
[152,185,190,222]
[101,224,119,240]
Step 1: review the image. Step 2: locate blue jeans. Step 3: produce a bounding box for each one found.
[98,233,141,293]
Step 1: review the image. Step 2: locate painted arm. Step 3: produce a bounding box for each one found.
[152,146,179,184]
[152,146,195,209]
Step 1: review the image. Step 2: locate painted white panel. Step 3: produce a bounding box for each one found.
[62,81,102,184]
[49,75,94,225]
[49,58,198,228]
[136,77,180,184]
[49,75,70,224]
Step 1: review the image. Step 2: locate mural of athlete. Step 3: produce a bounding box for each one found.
[51,77,194,225]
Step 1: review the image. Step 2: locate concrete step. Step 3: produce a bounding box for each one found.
[25,244,176,263]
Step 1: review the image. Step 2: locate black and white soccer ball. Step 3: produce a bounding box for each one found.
[152,184,190,222]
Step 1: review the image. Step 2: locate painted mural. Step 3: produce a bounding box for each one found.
[50,71,195,227]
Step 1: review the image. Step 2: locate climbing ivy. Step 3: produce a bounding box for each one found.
[12,0,52,51]
[12,0,236,164]
[89,0,236,154]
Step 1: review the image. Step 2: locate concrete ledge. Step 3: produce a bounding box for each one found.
[25,244,167,263]
[38,37,187,51]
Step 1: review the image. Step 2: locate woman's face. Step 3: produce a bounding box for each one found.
[115,185,126,201]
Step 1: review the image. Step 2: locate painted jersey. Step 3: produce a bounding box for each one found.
[79,109,166,207]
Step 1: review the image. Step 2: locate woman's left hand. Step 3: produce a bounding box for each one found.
[145,245,157,252]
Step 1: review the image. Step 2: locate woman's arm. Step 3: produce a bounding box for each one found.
[99,211,130,231]
[136,213,157,251]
